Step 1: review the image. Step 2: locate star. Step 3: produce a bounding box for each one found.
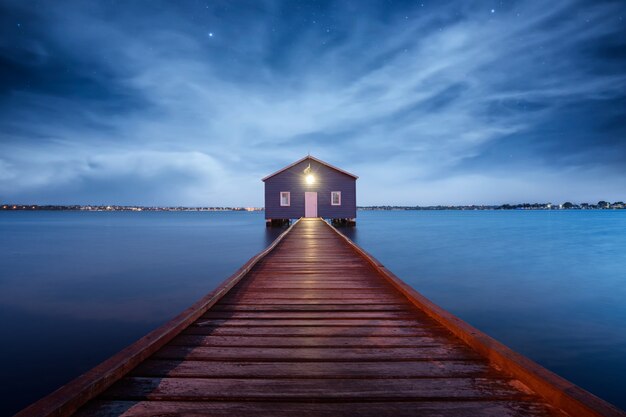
[208,32,214,37]
[491,9,495,13]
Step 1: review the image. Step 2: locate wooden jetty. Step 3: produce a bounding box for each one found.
[18,218,625,417]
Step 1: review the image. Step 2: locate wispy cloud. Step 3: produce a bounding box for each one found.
[0,0,624,204]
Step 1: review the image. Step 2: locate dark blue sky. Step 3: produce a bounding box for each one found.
[1,0,625,205]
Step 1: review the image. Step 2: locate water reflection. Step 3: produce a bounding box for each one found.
[264,224,288,246]
[334,224,358,241]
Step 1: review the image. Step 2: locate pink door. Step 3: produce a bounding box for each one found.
[304,192,317,217]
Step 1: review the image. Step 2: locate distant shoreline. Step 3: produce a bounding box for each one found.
[2,202,624,211]
[359,202,625,210]
[0,204,262,212]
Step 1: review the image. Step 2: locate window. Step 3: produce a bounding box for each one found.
[331,191,341,206]
[280,191,290,206]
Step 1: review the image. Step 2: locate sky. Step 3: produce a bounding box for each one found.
[0,0,625,206]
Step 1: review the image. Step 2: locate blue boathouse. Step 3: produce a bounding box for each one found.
[262,155,358,226]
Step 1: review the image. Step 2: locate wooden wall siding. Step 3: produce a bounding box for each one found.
[264,158,356,219]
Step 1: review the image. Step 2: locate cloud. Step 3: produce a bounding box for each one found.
[0,0,625,204]
[0,148,230,205]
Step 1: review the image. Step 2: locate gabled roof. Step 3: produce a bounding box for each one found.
[261,155,358,182]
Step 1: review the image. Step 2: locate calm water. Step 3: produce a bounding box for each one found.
[1,210,625,414]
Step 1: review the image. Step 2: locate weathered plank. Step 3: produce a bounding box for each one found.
[194,318,429,327]
[201,311,419,319]
[169,335,447,347]
[103,376,535,401]
[217,298,406,305]
[183,325,440,337]
[130,359,492,378]
[237,283,391,289]
[222,292,403,300]
[151,345,479,361]
[77,400,565,417]
[210,303,413,312]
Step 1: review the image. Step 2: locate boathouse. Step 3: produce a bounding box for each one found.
[262,155,357,226]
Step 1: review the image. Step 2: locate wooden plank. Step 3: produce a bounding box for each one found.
[217,299,406,305]
[253,267,373,271]
[225,289,401,296]
[210,303,413,312]
[169,334,449,347]
[256,259,369,262]
[237,283,390,289]
[151,345,479,361]
[221,295,404,302]
[130,359,493,378]
[102,376,536,401]
[194,318,430,327]
[77,400,565,417]
[201,311,422,319]
[183,325,440,337]
[244,280,387,285]
[245,275,385,280]
[243,276,380,281]
[249,268,375,273]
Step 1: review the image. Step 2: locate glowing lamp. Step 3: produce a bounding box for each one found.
[305,174,315,185]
